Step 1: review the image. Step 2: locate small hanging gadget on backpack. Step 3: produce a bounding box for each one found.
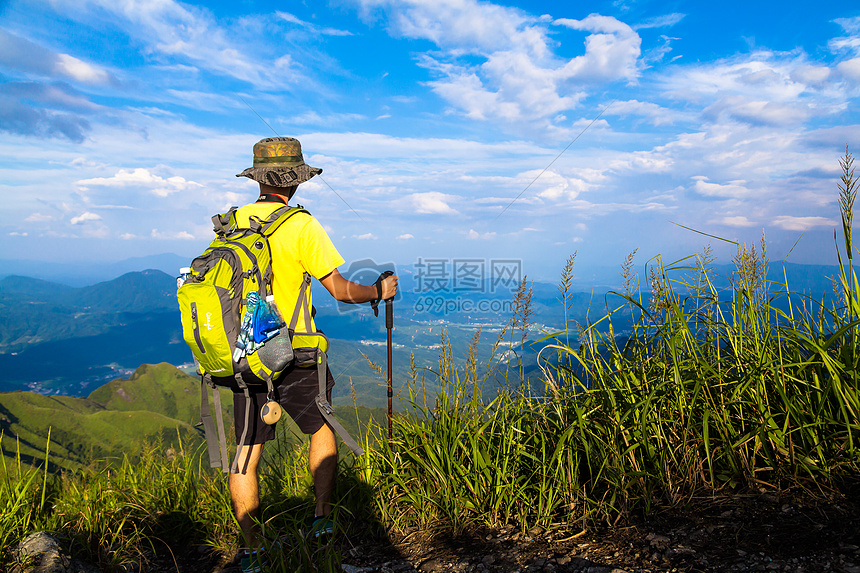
[260,394,282,425]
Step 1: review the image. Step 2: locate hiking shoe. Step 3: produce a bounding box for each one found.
[308,515,334,538]
[239,548,267,573]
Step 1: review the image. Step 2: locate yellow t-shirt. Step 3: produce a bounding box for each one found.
[234,202,344,332]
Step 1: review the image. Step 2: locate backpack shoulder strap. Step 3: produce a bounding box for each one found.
[255,206,310,236]
[288,273,314,333]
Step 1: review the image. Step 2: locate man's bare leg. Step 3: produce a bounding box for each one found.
[308,423,337,517]
[229,443,265,549]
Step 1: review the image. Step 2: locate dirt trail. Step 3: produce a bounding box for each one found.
[164,492,860,572]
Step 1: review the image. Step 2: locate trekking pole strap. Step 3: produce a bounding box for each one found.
[200,376,229,473]
[370,270,394,317]
[314,350,364,456]
[200,377,221,470]
[212,385,229,473]
[231,375,253,475]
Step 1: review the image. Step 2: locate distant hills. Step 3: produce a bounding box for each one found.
[0,257,855,478]
[0,259,850,402]
[0,269,178,354]
[0,270,187,395]
[0,362,387,473]
[0,253,190,287]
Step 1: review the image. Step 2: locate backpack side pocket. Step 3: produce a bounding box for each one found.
[179,278,236,377]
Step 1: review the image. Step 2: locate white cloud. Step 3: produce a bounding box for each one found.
[837,58,860,81]
[409,191,458,214]
[397,233,414,240]
[834,16,860,36]
[467,229,496,240]
[604,99,679,126]
[633,13,685,30]
[276,12,353,36]
[529,171,580,201]
[691,177,753,198]
[659,52,843,128]
[151,229,196,240]
[830,17,860,55]
[354,232,377,240]
[359,1,641,129]
[70,212,102,225]
[8,231,28,236]
[25,213,54,223]
[76,168,202,197]
[48,0,308,89]
[163,89,239,112]
[291,111,366,126]
[772,215,837,231]
[790,64,831,85]
[523,167,605,202]
[55,54,112,85]
[553,14,642,82]
[705,96,810,126]
[359,0,543,53]
[0,29,117,86]
[714,216,757,227]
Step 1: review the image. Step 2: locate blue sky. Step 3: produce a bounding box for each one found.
[2,0,860,282]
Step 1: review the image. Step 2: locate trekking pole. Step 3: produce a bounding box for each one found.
[371,271,395,439]
[385,294,393,439]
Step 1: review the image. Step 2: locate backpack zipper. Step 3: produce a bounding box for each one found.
[190,302,206,353]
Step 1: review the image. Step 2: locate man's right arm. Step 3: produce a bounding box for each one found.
[319,269,398,303]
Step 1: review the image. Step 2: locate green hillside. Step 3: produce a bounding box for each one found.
[0,363,224,472]
[87,362,211,426]
[0,362,388,474]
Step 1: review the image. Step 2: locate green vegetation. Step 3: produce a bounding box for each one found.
[2,153,859,571]
[0,363,385,474]
[0,363,227,472]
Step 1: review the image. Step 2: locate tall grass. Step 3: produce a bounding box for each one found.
[1,435,236,571]
[0,430,54,553]
[361,150,860,531]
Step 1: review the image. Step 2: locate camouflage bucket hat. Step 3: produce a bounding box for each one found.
[236,137,322,187]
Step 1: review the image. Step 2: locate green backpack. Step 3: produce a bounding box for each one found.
[178,205,362,474]
[178,206,299,383]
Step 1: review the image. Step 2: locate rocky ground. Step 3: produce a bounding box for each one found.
[12,491,860,572]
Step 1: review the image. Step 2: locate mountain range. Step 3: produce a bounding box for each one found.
[0,259,849,401]
[0,253,191,287]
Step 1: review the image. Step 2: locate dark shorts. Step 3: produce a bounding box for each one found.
[230,364,335,446]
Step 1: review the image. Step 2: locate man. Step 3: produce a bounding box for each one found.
[230,137,398,571]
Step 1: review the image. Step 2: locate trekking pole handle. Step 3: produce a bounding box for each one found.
[380,270,394,328]
[371,270,395,318]
[380,270,395,329]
